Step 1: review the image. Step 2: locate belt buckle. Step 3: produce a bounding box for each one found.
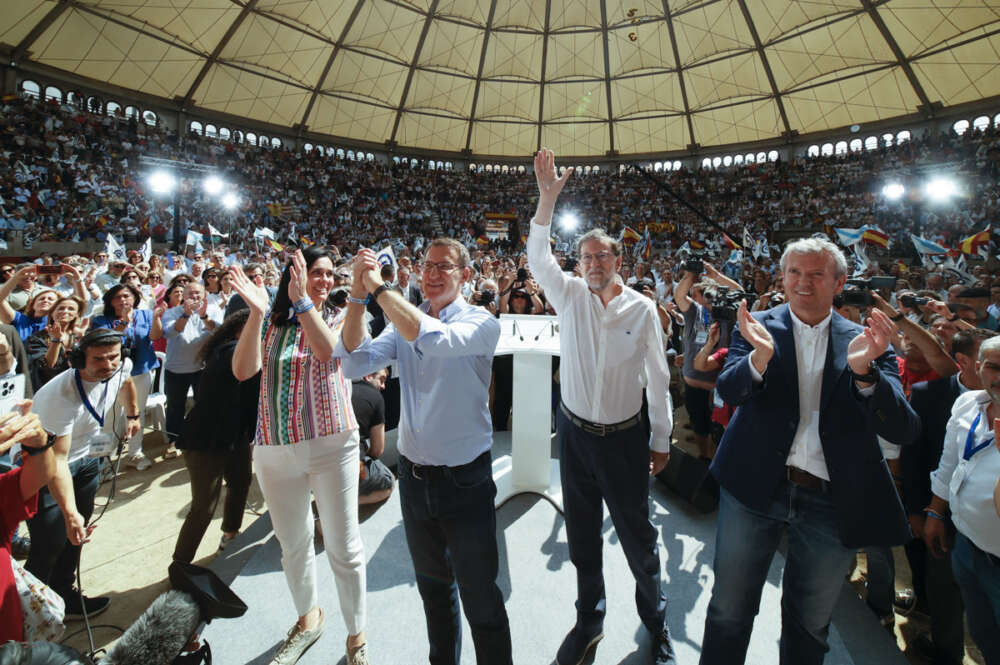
[412,464,423,480]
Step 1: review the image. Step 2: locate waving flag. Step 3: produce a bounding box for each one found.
[375,245,397,270]
[266,203,283,217]
[834,226,866,247]
[620,226,641,245]
[722,233,740,250]
[910,234,949,255]
[207,223,229,238]
[139,237,152,262]
[185,230,203,247]
[105,234,126,262]
[862,227,890,248]
[743,227,753,252]
[852,244,870,277]
[253,227,276,241]
[264,238,285,252]
[299,236,315,247]
[959,226,991,255]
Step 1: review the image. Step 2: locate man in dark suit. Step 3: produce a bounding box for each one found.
[699,237,920,665]
[397,266,422,307]
[902,328,995,665]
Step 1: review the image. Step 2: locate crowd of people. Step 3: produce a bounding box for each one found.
[0,89,998,665]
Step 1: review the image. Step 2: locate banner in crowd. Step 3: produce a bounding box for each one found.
[862,227,889,248]
[834,226,866,246]
[375,245,396,270]
[910,234,950,255]
[959,225,991,255]
[253,227,276,241]
[105,234,126,262]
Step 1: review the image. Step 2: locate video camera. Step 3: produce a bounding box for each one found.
[899,293,931,309]
[840,276,897,308]
[475,289,496,306]
[684,253,708,274]
[710,286,745,323]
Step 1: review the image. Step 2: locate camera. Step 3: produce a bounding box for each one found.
[632,278,655,294]
[899,294,930,309]
[840,276,896,308]
[36,265,62,275]
[329,288,348,308]
[710,286,744,322]
[516,267,529,282]
[684,254,707,274]
[475,289,496,306]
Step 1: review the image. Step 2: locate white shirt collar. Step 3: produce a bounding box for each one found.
[788,306,833,335]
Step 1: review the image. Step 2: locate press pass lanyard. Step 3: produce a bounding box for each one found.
[75,370,109,428]
[963,411,994,461]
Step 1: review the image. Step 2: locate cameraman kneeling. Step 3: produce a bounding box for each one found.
[26,329,140,620]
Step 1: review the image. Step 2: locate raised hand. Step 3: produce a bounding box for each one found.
[229,265,270,315]
[847,308,896,374]
[534,149,573,212]
[737,299,774,374]
[352,248,382,293]
[288,249,308,303]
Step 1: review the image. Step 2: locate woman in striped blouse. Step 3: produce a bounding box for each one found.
[230,247,370,665]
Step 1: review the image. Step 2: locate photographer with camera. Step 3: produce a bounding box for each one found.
[27,328,140,620]
[499,267,545,315]
[674,258,742,460]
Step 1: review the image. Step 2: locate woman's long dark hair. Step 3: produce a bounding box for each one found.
[271,246,337,326]
[198,309,249,365]
[101,283,142,319]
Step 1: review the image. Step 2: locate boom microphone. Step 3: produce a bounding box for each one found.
[98,590,201,665]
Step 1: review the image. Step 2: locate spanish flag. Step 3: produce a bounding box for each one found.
[265,238,284,252]
[690,240,705,250]
[862,227,890,248]
[722,233,740,250]
[476,236,490,246]
[299,236,315,247]
[266,203,283,217]
[621,226,641,245]
[959,226,991,255]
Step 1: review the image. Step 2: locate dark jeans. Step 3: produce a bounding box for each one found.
[700,486,855,665]
[164,369,201,444]
[864,545,895,617]
[557,408,667,634]
[172,447,252,563]
[906,535,965,664]
[491,356,512,432]
[25,456,101,601]
[398,452,512,665]
[952,532,1000,664]
[683,383,713,437]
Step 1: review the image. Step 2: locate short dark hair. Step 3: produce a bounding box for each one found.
[957,287,989,299]
[952,328,996,359]
[101,283,142,319]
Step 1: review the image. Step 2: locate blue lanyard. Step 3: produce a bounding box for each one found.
[963,411,994,461]
[74,370,109,428]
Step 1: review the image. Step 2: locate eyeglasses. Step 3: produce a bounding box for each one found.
[424,262,460,274]
[579,251,615,264]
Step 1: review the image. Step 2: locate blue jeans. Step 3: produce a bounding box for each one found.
[700,486,855,665]
[951,532,1000,665]
[398,453,512,665]
[25,456,101,601]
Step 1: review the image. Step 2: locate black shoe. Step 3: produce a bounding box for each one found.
[653,626,677,665]
[64,594,111,620]
[556,623,604,665]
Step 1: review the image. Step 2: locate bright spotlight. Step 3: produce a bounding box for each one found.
[203,176,224,195]
[221,192,239,210]
[882,183,905,201]
[924,178,957,202]
[148,171,176,194]
[560,212,579,231]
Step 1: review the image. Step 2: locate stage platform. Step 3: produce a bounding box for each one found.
[204,432,908,665]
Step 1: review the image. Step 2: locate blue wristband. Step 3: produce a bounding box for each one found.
[293,300,314,315]
[925,509,948,522]
[347,295,369,305]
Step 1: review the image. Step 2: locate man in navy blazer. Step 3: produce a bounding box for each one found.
[699,237,920,665]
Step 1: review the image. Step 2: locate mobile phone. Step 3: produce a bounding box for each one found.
[36,265,62,275]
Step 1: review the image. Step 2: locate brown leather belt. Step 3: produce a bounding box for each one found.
[560,402,641,437]
[786,466,831,493]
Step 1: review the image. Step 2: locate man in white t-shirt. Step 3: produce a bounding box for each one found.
[26,329,139,620]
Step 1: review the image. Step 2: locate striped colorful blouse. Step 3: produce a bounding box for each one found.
[255,309,357,447]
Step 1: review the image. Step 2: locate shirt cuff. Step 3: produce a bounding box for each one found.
[856,382,876,397]
[747,352,765,382]
[929,473,951,503]
[414,315,446,353]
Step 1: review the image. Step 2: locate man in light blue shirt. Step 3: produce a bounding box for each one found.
[339,238,511,665]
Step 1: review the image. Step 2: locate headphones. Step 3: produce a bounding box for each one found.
[69,328,126,370]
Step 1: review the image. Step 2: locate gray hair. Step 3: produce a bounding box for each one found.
[424,238,471,268]
[780,236,848,279]
[979,335,1000,362]
[575,229,621,257]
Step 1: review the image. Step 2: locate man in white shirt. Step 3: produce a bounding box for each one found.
[526,150,676,665]
[924,336,1000,663]
[26,328,139,620]
[700,236,919,665]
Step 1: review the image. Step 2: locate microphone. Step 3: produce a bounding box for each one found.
[99,590,202,665]
[512,320,523,341]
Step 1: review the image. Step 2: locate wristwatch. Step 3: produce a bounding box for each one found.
[889,312,905,322]
[24,432,57,457]
[371,281,393,301]
[850,363,879,385]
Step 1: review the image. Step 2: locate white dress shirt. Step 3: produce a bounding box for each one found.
[930,390,1000,557]
[749,308,833,480]
[527,221,673,452]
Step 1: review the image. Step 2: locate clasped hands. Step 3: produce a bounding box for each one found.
[351,249,386,297]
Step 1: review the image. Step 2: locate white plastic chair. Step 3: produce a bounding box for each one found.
[144,351,167,434]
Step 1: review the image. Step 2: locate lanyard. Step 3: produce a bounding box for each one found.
[963,411,994,461]
[74,370,109,428]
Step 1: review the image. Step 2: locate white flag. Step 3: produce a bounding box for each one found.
[375,245,397,271]
[186,230,203,246]
[139,237,152,262]
[106,234,126,262]
[208,223,229,238]
[0,239,7,250]
[253,227,276,240]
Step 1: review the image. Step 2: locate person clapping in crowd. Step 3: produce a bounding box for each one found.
[26,296,85,389]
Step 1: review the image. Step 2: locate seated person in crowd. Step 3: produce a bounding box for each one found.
[350,368,395,506]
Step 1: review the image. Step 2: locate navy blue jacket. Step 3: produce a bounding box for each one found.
[710,304,921,548]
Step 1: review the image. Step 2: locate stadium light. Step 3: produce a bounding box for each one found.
[882,183,905,201]
[560,212,579,232]
[221,192,239,210]
[924,178,957,202]
[148,170,176,194]
[203,176,225,196]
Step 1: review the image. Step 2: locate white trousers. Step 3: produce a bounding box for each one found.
[253,430,366,634]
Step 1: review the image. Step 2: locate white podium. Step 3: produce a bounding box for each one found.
[493,314,563,512]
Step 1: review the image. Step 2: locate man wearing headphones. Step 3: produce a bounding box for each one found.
[25,328,140,619]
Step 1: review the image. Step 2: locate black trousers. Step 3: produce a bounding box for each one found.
[172,447,252,563]
[558,407,667,633]
[164,369,201,444]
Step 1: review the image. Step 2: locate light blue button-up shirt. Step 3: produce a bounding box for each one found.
[336,295,500,466]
